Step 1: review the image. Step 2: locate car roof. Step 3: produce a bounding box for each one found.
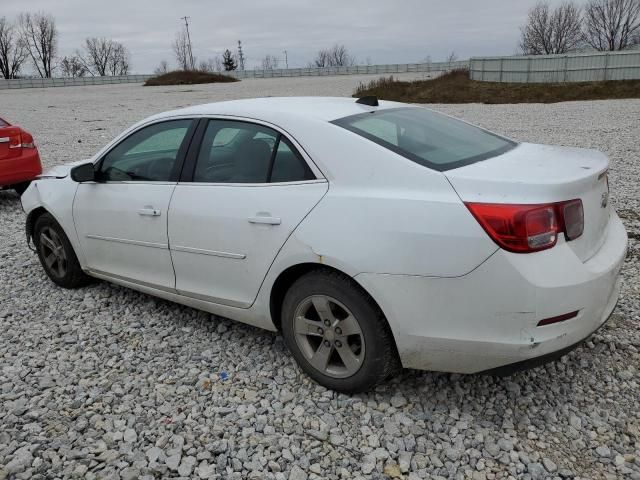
[156,96,409,124]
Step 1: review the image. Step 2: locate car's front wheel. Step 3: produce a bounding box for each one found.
[34,213,92,289]
[281,270,399,393]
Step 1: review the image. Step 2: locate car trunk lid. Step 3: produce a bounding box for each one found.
[445,142,610,262]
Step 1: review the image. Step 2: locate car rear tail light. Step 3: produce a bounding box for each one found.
[562,199,584,240]
[8,131,35,149]
[465,200,583,253]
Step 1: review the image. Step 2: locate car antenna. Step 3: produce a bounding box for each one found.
[355,96,379,107]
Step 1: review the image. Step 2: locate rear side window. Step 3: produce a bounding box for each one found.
[270,137,315,183]
[0,119,8,127]
[332,107,516,171]
[193,120,315,183]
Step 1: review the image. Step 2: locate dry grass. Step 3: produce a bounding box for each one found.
[354,69,640,104]
[144,70,239,87]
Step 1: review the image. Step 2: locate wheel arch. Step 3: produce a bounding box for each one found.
[269,263,400,352]
[26,206,49,245]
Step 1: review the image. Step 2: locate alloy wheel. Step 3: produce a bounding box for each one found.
[39,227,68,279]
[293,295,365,378]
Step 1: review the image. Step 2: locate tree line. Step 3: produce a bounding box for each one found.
[520,0,640,55]
[161,25,358,74]
[0,12,130,79]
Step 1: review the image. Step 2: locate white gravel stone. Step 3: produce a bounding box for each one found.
[289,464,308,480]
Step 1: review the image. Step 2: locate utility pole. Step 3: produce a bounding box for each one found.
[283,50,288,69]
[237,40,245,71]
[181,16,195,70]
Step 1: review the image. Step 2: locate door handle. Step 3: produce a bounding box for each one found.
[137,207,161,217]
[248,215,281,225]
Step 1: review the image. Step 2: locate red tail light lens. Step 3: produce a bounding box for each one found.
[8,131,21,149]
[8,130,35,149]
[465,200,583,253]
[562,199,584,240]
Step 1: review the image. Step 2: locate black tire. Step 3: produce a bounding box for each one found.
[281,269,400,393]
[34,213,92,289]
[12,182,30,195]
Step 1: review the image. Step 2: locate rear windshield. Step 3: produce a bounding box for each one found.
[0,119,7,127]
[332,107,516,171]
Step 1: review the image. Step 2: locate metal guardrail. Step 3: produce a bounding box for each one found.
[0,61,470,90]
[469,50,640,83]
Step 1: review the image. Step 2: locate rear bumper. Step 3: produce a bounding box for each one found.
[0,151,42,187]
[355,211,627,373]
[480,296,617,376]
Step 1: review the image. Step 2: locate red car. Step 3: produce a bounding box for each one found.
[0,117,42,195]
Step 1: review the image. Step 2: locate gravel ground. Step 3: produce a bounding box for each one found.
[0,77,639,480]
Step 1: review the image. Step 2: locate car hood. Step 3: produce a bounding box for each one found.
[38,160,90,179]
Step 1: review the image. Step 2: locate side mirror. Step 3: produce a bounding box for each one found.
[70,163,96,183]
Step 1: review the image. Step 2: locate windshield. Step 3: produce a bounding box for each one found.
[332,107,516,171]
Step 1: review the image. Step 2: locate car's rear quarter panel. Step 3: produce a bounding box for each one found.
[278,117,498,278]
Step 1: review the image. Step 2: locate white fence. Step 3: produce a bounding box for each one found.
[470,50,640,83]
[0,74,153,90]
[230,61,469,79]
[0,61,469,90]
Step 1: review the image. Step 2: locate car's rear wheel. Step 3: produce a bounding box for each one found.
[34,213,92,289]
[281,270,399,393]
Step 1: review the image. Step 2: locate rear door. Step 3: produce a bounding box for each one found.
[168,118,328,308]
[73,118,196,289]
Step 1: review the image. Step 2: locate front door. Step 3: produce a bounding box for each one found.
[168,119,328,307]
[73,119,195,290]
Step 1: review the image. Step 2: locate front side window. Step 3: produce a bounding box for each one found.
[332,107,516,171]
[193,120,315,183]
[99,120,192,182]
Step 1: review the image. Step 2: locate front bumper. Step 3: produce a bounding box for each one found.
[355,212,627,373]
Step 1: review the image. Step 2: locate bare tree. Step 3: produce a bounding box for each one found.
[213,56,222,72]
[154,60,169,75]
[584,0,640,50]
[261,54,279,70]
[312,49,330,68]
[198,56,222,73]
[312,44,356,67]
[328,44,356,66]
[18,12,58,78]
[78,37,112,76]
[0,17,28,79]
[60,55,86,77]
[520,2,584,54]
[77,38,129,76]
[173,30,193,70]
[446,51,458,63]
[108,42,130,76]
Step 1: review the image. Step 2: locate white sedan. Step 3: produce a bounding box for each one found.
[21,97,627,392]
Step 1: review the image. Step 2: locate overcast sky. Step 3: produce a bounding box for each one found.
[4,0,589,74]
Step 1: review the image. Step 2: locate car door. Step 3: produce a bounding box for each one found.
[168,118,328,308]
[73,118,196,290]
